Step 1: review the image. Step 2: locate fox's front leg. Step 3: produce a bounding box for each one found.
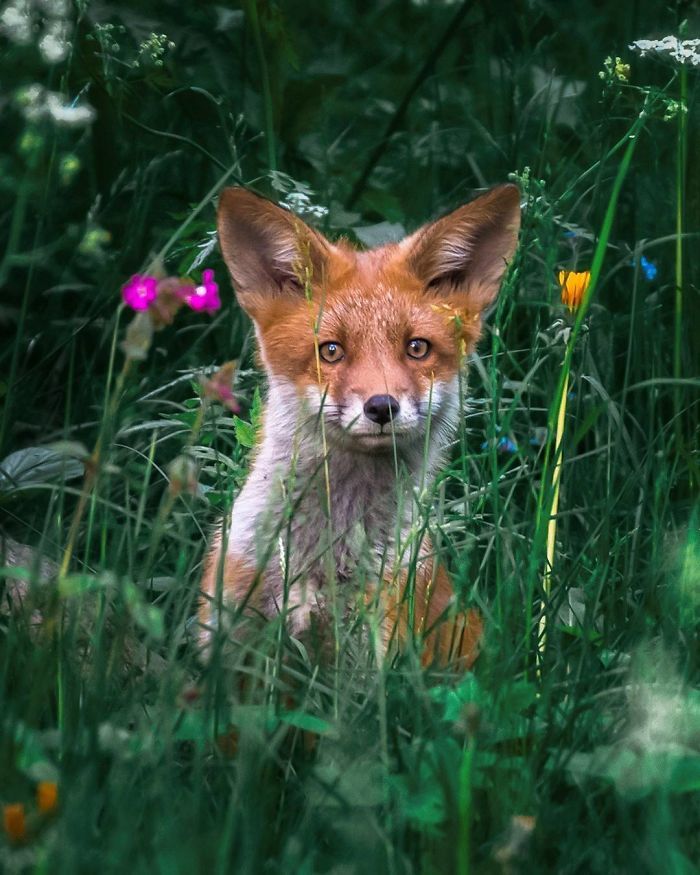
[415,558,483,668]
[198,528,260,652]
[198,526,326,654]
[379,547,483,668]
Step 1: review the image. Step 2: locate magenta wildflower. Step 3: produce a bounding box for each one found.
[181,269,221,313]
[122,274,158,311]
[201,360,240,413]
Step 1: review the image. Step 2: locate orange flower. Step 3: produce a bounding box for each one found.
[3,803,26,843]
[37,781,58,814]
[558,270,591,313]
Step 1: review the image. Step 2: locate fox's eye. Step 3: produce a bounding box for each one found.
[319,341,345,363]
[406,338,431,359]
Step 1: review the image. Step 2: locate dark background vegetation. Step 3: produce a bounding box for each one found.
[0,0,698,872]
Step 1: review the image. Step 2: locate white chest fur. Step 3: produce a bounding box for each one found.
[224,379,441,632]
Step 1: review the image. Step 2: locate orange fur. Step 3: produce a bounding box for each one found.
[201,184,520,668]
[375,539,483,668]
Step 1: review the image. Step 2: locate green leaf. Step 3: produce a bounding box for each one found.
[279,710,336,737]
[250,387,263,429]
[390,773,446,830]
[233,415,256,448]
[430,673,482,723]
[0,446,84,494]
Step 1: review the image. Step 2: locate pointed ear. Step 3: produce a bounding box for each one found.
[217,188,331,317]
[401,184,520,310]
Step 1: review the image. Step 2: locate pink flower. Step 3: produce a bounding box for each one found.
[122,275,158,311]
[180,269,221,313]
[201,360,240,413]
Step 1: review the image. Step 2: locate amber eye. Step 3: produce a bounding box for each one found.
[319,341,345,363]
[406,338,431,359]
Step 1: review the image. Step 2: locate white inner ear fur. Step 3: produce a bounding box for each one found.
[397,185,520,299]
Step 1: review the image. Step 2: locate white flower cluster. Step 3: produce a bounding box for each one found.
[16,84,96,127]
[133,32,176,68]
[0,0,72,63]
[281,191,329,221]
[0,0,32,44]
[630,36,700,66]
[269,171,330,222]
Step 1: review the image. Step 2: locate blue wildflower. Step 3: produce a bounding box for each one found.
[481,430,517,453]
[640,255,657,281]
[497,436,518,454]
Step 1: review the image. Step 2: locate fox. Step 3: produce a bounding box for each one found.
[199,184,520,668]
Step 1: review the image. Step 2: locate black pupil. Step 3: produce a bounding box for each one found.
[327,344,336,356]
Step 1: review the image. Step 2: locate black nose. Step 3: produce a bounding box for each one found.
[363,394,400,426]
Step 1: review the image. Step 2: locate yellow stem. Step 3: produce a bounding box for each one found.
[538,368,570,662]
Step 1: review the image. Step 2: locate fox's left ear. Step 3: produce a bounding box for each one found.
[401,184,520,310]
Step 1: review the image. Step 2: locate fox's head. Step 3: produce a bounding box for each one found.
[217,186,520,456]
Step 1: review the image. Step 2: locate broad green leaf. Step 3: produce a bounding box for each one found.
[0,446,84,493]
[233,415,256,448]
[430,673,482,722]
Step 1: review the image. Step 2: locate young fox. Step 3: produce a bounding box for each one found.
[199,184,520,667]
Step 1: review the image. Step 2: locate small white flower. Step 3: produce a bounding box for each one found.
[17,86,94,126]
[282,190,329,220]
[45,93,95,126]
[630,35,700,66]
[0,0,33,44]
[39,18,70,63]
[283,191,311,211]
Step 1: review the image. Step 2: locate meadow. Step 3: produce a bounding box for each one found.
[0,1,699,872]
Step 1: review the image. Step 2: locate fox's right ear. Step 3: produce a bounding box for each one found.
[217,188,330,318]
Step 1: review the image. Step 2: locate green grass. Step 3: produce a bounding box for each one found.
[1,1,699,872]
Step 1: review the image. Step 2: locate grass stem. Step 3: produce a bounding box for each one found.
[245,0,277,173]
[538,368,569,661]
[674,64,687,443]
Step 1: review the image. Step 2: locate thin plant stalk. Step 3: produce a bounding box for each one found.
[538,368,570,659]
[527,102,649,671]
[58,327,131,579]
[674,63,687,441]
[245,0,277,173]
[456,732,476,875]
